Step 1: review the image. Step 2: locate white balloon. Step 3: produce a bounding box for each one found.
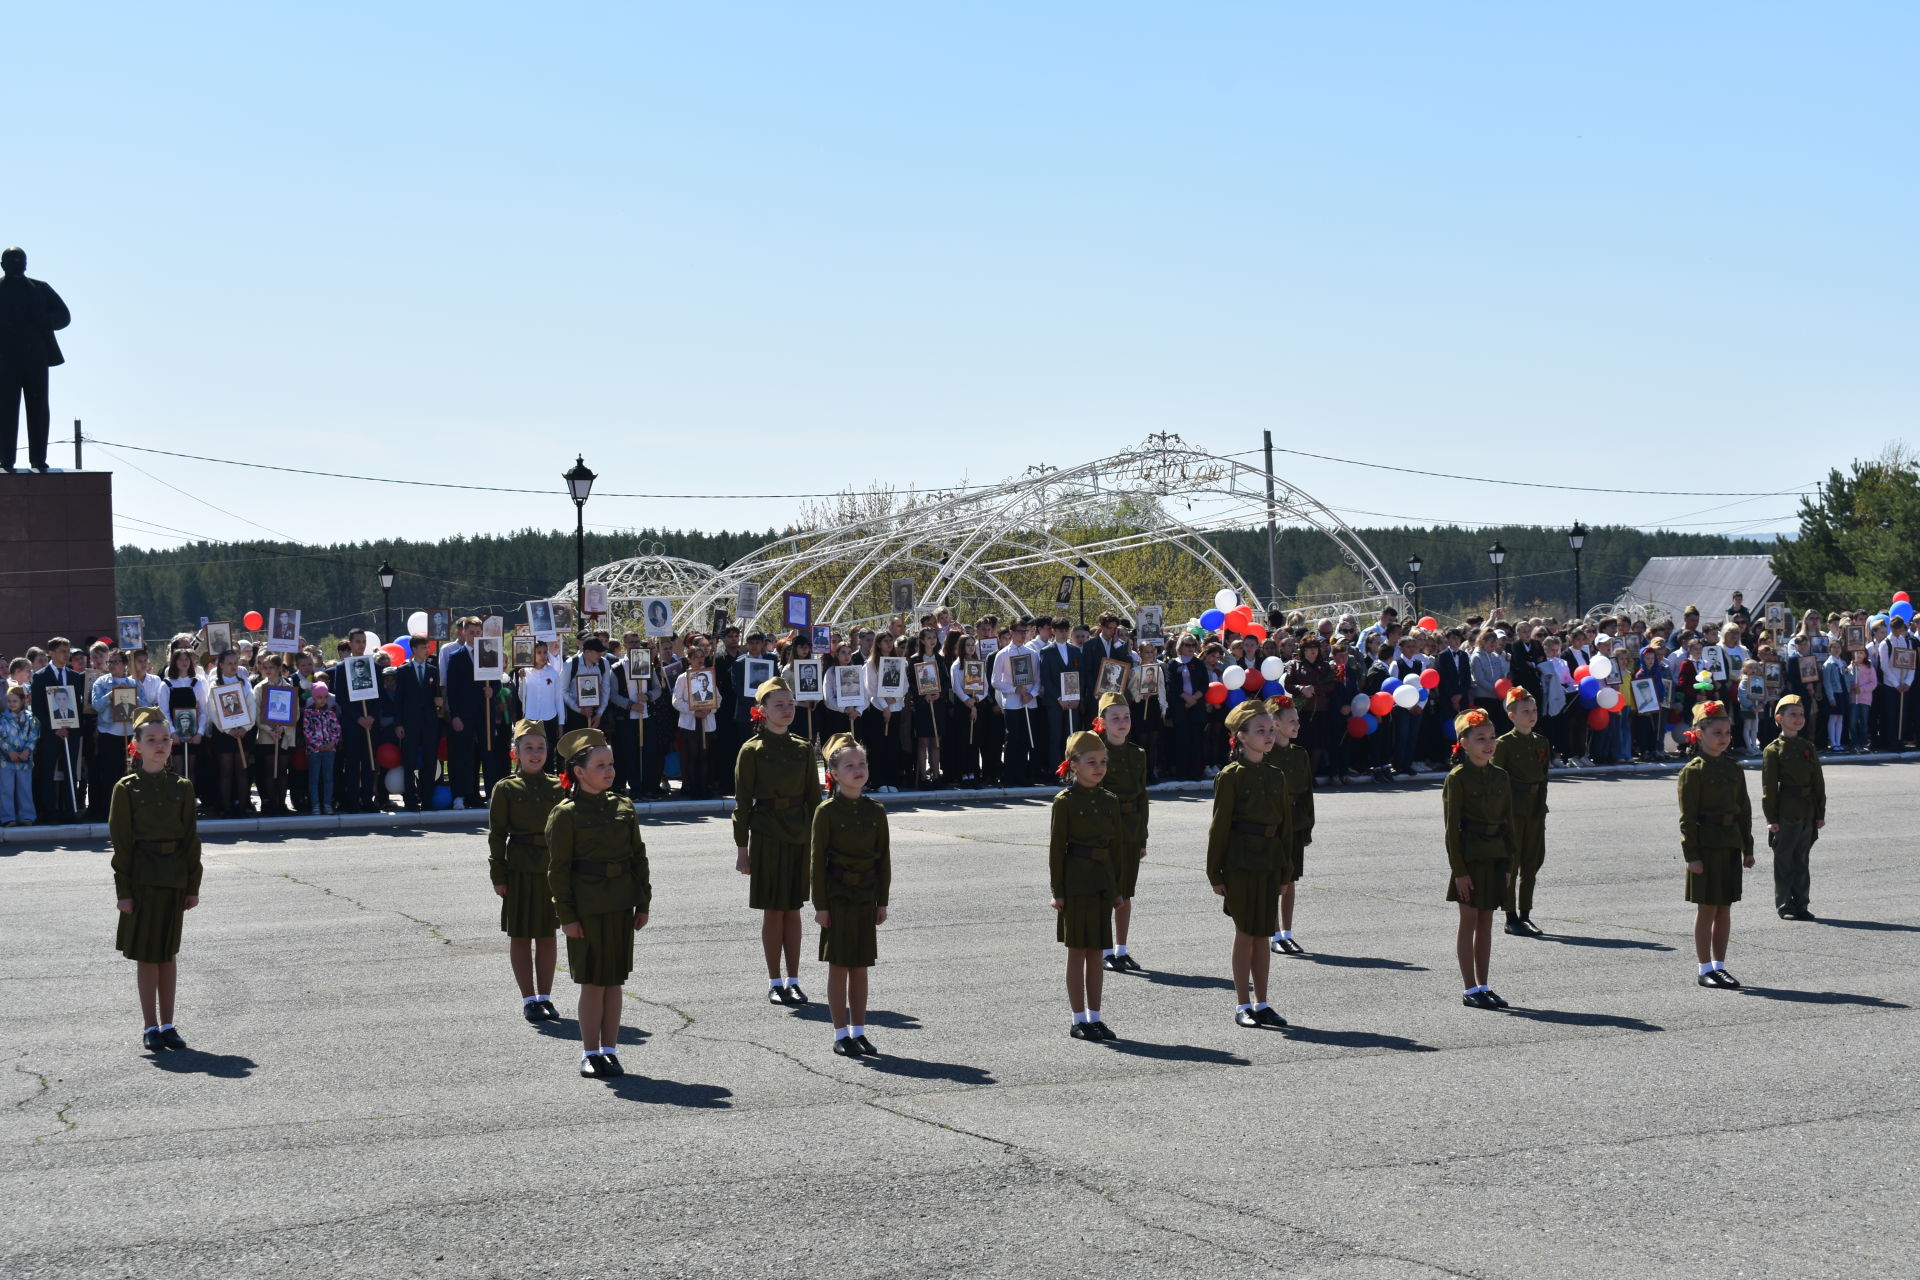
[363,632,381,652]
[1351,693,1371,717]
[1221,665,1248,691]
[1260,656,1285,682]
[1214,588,1239,611]
[406,610,430,637]
[1589,653,1614,680]
[1596,687,1621,710]
[383,766,405,795]
[1392,683,1421,709]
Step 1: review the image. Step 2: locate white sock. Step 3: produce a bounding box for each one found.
[536,993,551,1003]
[769,977,783,990]
[1711,960,1725,971]
[1698,962,1713,975]
[1115,944,1128,956]
[522,995,539,1006]
[582,1048,603,1059]
[1073,1009,1090,1023]
[851,1025,865,1039]
[1088,1009,1101,1023]
[159,1023,174,1031]
[144,1025,159,1034]
[834,1026,851,1040]
[1280,930,1293,941]
[1236,1003,1252,1013]
[1464,987,1480,998]
[1102,948,1115,957]
[1253,1001,1268,1011]
[1270,932,1284,943]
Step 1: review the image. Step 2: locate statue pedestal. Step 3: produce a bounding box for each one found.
[0,470,115,658]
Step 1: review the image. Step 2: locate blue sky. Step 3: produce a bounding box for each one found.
[11,3,1913,550]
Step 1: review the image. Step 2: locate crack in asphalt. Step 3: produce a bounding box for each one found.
[225,862,451,945]
[11,1060,79,1144]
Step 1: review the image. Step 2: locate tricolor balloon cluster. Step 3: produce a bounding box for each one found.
[1197,589,1278,710]
[1888,591,1913,626]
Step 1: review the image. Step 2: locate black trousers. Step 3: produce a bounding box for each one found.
[1,358,51,470]
[34,732,78,824]
[445,724,481,803]
[1169,708,1208,780]
[1000,704,1038,786]
[88,732,128,821]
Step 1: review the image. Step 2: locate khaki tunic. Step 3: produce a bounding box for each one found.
[547,790,652,985]
[1205,756,1291,935]
[1269,744,1314,884]
[1443,761,1517,907]
[1760,735,1825,826]
[810,793,891,966]
[1678,753,1752,906]
[109,768,202,963]
[487,769,564,937]
[732,729,821,912]
[1050,784,1119,949]
[1101,739,1149,897]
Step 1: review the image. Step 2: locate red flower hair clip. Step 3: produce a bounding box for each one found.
[1090,717,1105,734]
[1461,709,1490,728]
[1269,694,1293,709]
[1699,700,1724,718]
[126,740,141,761]
[750,706,765,723]
[1683,729,1700,746]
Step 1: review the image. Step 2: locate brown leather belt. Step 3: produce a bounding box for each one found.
[756,797,804,810]
[1462,820,1508,838]
[1065,843,1111,862]
[1231,820,1278,838]
[571,859,629,876]
[134,840,180,854]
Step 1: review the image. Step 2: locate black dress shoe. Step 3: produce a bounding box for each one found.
[768,987,788,1006]
[1117,953,1142,972]
[524,1002,545,1023]
[1696,973,1720,988]
[1520,917,1545,937]
[1235,1009,1261,1028]
[1503,916,1528,936]
[539,1001,559,1021]
[784,984,809,1006]
[1715,969,1741,989]
[1253,1006,1289,1028]
[143,1029,165,1052]
[579,1056,604,1077]
[834,1037,858,1056]
[1269,938,1288,954]
[853,1035,877,1056]
[1462,991,1495,1008]
[1070,1022,1098,1040]
[1103,953,1124,971]
[159,1027,187,1050]
[1481,989,1509,1009]
[1278,938,1304,955]
[600,1053,625,1077]
[1088,1021,1117,1041]
[1794,909,1816,921]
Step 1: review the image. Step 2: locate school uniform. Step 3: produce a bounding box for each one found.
[1493,730,1550,919]
[546,789,651,985]
[1205,755,1291,935]
[1443,759,1517,907]
[1103,739,1149,897]
[1050,783,1120,949]
[1038,642,1075,763]
[810,792,891,967]
[732,728,821,911]
[388,658,442,809]
[326,658,392,811]
[487,770,564,937]
[991,644,1041,785]
[108,768,202,963]
[1164,655,1211,781]
[443,645,486,806]
[28,662,80,824]
[1761,735,1824,917]
[1678,753,1752,906]
[1269,742,1314,885]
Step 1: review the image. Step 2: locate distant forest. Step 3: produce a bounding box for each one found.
[112,524,1765,642]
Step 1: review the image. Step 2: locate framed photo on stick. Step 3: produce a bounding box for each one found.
[643,597,673,638]
[1797,655,1820,685]
[473,636,506,681]
[1009,651,1035,690]
[688,669,719,713]
[831,664,865,705]
[914,659,942,697]
[47,686,80,731]
[810,624,832,651]
[736,580,762,618]
[1054,574,1076,608]
[961,659,987,697]
[1097,658,1130,697]
[267,607,301,654]
[212,684,253,732]
[891,578,916,614]
[744,657,775,695]
[263,687,297,726]
[1631,678,1661,714]
[482,614,504,638]
[784,592,812,630]
[343,655,380,702]
[428,608,452,641]
[791,658,824,702]
[1135,606,1163,643]
[172,709,197,741]
[626,644,651,687]
[116,616,144,650]
[109,685,139,725]
[1844,624,1867,652]
[525,600,557,641]
[575,671,604,711]
[204,621,233,655]
[1131,661,1161,699]
[1059,671,1082,703]
[1893,646,1918,673]
[710,605,730,639]
[878,656,907,700]
[1763,662,1782,695]
[1699,645,1727,680]
[584,583,608,617]
[511,635,536,669]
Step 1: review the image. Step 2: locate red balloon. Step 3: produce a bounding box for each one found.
[1204,682,1228,705]
[1493,678,1513,698]
[1585,707,1611,731]
[1369,691,1395,717]
[1345,716,1370,739]
[1419,668,1441,690]
[375,743,402,770]
[1245,624,1268,642]
[1573,665,1591,682]
[1418,616,1438,631]
[243,610,264,631]
[437,738,449,761]
[381,643,408,666]
[1896,592,1912,604]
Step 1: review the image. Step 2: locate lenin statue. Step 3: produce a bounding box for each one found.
[1,246,72,474]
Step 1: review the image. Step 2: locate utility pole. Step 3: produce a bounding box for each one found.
[1263,430,1279,612]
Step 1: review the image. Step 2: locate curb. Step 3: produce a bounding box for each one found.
[5,753,1914,847]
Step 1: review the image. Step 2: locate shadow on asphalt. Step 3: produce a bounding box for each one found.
[532,1018,652,1047]
[1096,1039,1251,1067]
[599,1075,734,1108]
[1278,1025,1438,1053]
[1811,918,1920,934]
[856,1053,996,1085]
[790,1006,924,1031]
[1537,933,1676,952]
[1736,987,1910,1009]
[1502,1007,1663,1032]
[146,1049,259,1077]
[1298,951,1430,972]
[1135,969,1237,992]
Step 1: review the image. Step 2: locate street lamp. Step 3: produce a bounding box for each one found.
[1567,522,1588,618]
[1407,553,1424,619]
[1487,541,1507,612]
[563,456,597,639]
[377,559,395,640]
[1074,557,1090,629]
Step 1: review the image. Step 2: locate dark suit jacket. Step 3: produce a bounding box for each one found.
[388,661,441,739]
[29,663,77,731]
[1079,635,1131,696]
[1038,643,1077,710]
[1164,657,1210,713]
[1434,649,1473,708]
[0,276,71,367]
[443,646,483,726]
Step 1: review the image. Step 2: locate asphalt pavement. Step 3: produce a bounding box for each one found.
[3,763,1915,1278]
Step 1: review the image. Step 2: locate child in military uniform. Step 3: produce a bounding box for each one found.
[1052,730,1122,1040]
[1093,693,1150,974]
[734,678,822,1007]
[548,728,652,1077]
[811,734,891,1056]
[488,720,565,1023]
[1495,687,1552,938]
[1762,694,1824,921]
[1679,701,1754,987]
[1206,700,1290,1028]
[110,708,203,1052]
[1445,708,1516,1009]
[1265,694,1313,956]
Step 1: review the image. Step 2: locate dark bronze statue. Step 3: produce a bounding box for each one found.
[1,246,72,473]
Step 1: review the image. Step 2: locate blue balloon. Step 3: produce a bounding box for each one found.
[1417,685,1430,703]
[1892,601,1915,624]
[430,785,452,810]
[1381,676,1402,693]
[1442,717,1458,741]
[1578,676,1601,698]
[1362,712,1379,734]
[393,636,411,657]
[1225,688,1247,707]
[1201,609,1226,630]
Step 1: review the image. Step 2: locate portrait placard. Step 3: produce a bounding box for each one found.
[1097,658,1130,697]
[809,624,832,651]
[744,657,775,696]
[263,686,297,726]
[914,660,942,697]
[575,671,604,711]
[204,622,233,655]
[784,592,812,630]
[116,616,145,650]
[482,614,504,638]
[46,685,79,731]
[552,601,575,634]
[1797,655,1820,685]
[878,656,907,699]
[511,635,536,669]
[1763,662,1782,694]
[109,685,139,725]
[890,578,916,614]
[961,659,987,696]
[1765,603,1785,628]
[976,636,999,660]
[212,684,253,732]
[1009,652,1036,690]
[584,583,609,617]
[1131,661,1162,699]
[1135,605,1164,643]
[526,600,557,641]
[1844,624,1867,652]
[473,636,506,681]
[1631,677,1661,714]
[831,664,865,705]
[1059,671,1082,703]
[1054,574,1077,607]
[343,654,380,702]
[267,607,301,654]
[1699,645,1727,679]
[641,597,674,638]
[626,645,652,688]
[710,605,730,639]
[791,657,824,702]
[1893,646,1918,673]
[736,580,762,619]
[172,709,197,741]
[688,669,719,713]
[428,608,452,641]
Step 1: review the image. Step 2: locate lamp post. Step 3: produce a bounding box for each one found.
[1407,553,1424,620]
[563,456,597,639]
[1488,541,1507,612]
[1567,522,1587,619]
[1074,557,1089,629]
[377,559,395,640]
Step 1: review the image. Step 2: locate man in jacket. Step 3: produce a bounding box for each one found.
[442,621,485,809]
[388,641,443,810]
[0,247,71,474]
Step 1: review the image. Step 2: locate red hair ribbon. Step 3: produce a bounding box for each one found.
[1683,729,1700,746]
[1056,759,1072,779]
[126,739,141,761]
[1090,717,1105,734]
[750,706,765,723]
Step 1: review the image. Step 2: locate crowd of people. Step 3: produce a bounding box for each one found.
[6,589,1917,828]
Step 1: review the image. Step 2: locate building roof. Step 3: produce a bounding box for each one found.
[1619,554,1781,622]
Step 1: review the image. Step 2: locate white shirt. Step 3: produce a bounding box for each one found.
[863,663,905,713]
[949,658,982,706]
[991,642,1038,711]
[824,665,868,716]
[518,664,563,722]
[1880,634,1916,690]
[670,669,719,732]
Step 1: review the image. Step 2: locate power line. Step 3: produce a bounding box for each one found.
[1265,442,1814,498]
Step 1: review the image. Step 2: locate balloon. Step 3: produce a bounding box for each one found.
[1589,654,1614,680]
[1573,665,1591,682]
[1895,592,1911,604]
[1244,676,1267,698]
[375,743,402,770]
[1204,682,1228,706]
[430,785,453,811]
[1351,694,1370,717]
[383,766,404,794]
[1225,688,1247,708]
[1201,609,1226,631]
[1369,691,1395,717]
[1418,616,1438,631]
[1578,675,1601,697]
[407,611,429,637]
[1596,687,1621,710]
[1214,588,1240,611]
[1586,707,1611,731]
[1892,601,1915,624]
[436,738,449,761]
[1419,668,1441,690]
[1417,685,1430,704]
[363,632,381,652]
[1245,624,1268,642]
[1493,678,1513,698]
[381,643,408,666]
[1392,683,1420,709]
[242,610,263,631]
[1260,657,1285,682]
[1221,665,1247,691]
[1442,716,1458,741]
[1346,716,1370,739]
[1362,712,1380,734]
[1382,675,1402,693]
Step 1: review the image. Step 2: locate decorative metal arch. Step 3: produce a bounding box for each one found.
[654,434,1403,635]
[554,541,721,619]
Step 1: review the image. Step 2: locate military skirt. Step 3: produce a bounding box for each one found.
[1222,870,1280,936]
[116,886,187,963]
[1445,858,1509,909]
[1280,834,1307,887]
[749,835,808,912]
[500,868,559,939]
[1057,890,1114,950]
[818,899,879,967]
[566,910,635,985]
[1685,850,1743,906]
[1112,842,1145,898]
